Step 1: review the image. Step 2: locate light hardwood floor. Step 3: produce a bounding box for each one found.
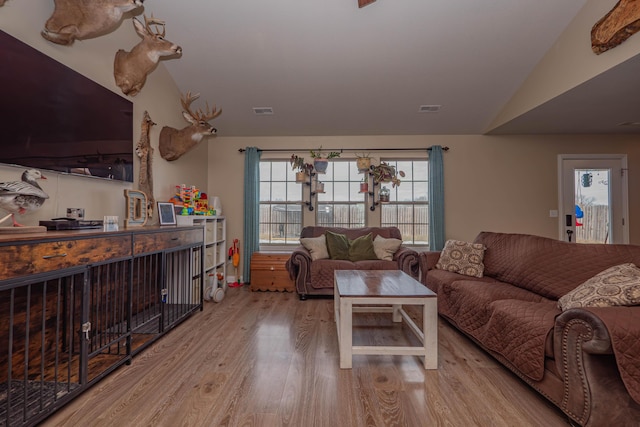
[46,286,570,427]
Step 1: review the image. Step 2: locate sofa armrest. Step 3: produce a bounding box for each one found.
[418,251,441,285]
[418,251,441,271]
[286,246,312,297]
[393,246,419,278]
[552,308,640,426]
[555,308,613,356]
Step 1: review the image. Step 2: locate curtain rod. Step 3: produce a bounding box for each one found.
[238,146,449,153]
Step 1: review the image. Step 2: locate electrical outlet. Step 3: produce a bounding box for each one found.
[549,210,558,218]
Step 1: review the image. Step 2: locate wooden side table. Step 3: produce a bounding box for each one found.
[249,252,295,292]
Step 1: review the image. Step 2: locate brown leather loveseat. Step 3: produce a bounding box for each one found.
[420,231,640,426]
[286,226,418,300]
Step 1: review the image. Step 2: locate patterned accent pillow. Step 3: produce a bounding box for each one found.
[558,263,640,311]
[300,235,329,261]
[435,240,486,278]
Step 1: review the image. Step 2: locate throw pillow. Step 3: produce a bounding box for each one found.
[348,233,378,262]
[558,263,640,311]
[435,240,486,278]
[300,234,329,261]
[325,231,350,260]
[373,235,402,261]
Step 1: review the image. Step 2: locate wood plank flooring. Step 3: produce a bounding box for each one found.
[45,286,570,427]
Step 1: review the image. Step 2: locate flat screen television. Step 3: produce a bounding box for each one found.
[0,30,134,182]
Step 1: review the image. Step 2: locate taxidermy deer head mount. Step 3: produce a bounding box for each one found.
[0,1,6,7]
[41,0,144,45]
[159,92,222,161]
[114,15,182,96]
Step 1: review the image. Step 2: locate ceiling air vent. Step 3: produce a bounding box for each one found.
[253,107,274,115]
[418,105,441,113]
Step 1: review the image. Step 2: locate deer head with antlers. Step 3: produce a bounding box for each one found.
[114,15,182,96]
[159,92,222,161]
[42,0,143,46]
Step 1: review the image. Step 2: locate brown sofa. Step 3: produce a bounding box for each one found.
[420,231,640,426]
[286,226,419,299]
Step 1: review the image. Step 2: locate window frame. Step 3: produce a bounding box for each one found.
[258,159,303,248]
[379,158,429,247]
[316,159,367,229]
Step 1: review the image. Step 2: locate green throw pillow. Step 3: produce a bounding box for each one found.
[348,233,378,261]
[325,231,350,260]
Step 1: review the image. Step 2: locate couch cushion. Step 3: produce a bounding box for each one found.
[436,240,485,278]
[348,233,378,261]
[353,259,399,271]
[310,259,355,289]
[300,234,329,261]
[474,232,640,300]
[300,226,403,240]
[438,279,548,336]
[482,300,559,381]
[424,269,497,294]
[373,235,402,261]
[558,263,640,311]
[326,231,350,260]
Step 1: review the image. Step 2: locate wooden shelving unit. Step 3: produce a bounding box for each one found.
[179,216,227,291]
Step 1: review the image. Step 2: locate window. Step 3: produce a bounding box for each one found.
[380,160,429,245]
[317,161,366,228]
[259,161,302,245]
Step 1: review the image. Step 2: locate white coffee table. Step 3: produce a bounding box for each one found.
[334,270,438,369]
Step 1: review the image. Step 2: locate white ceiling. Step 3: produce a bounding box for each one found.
[145,0,638,137]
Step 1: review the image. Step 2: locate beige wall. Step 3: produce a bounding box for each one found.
[209,134,640,277]
[490,0,640,130]
[0,2,208,226]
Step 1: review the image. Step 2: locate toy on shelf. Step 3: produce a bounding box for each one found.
[169,184,216,216]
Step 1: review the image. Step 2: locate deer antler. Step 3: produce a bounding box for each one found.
[143,14,166,37]
[181,91,222,121]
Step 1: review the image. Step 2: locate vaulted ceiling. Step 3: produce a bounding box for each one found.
[146,0,639,137]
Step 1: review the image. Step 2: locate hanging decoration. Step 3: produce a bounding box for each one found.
[592,0,640,54]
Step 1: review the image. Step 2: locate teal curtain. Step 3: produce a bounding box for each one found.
[243,147,261,283]
[428,146,445,251]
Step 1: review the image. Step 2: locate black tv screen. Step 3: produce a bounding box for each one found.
[0,30,134,182]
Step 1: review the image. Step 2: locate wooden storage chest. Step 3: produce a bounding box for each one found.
[250,252,294,292]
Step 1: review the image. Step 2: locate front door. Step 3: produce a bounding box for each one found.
[558,155,628,244]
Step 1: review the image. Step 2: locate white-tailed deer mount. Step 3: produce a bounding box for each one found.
[159,92,222,161]
[136,111,156,219]
[592,0,640,54]
[114,15,182,96]
[0,1,7,7]
[41,0,144,46]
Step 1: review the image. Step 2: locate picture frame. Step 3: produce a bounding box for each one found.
[158,202,177,226]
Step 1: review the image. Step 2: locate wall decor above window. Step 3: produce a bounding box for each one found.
[592,0,640,54]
